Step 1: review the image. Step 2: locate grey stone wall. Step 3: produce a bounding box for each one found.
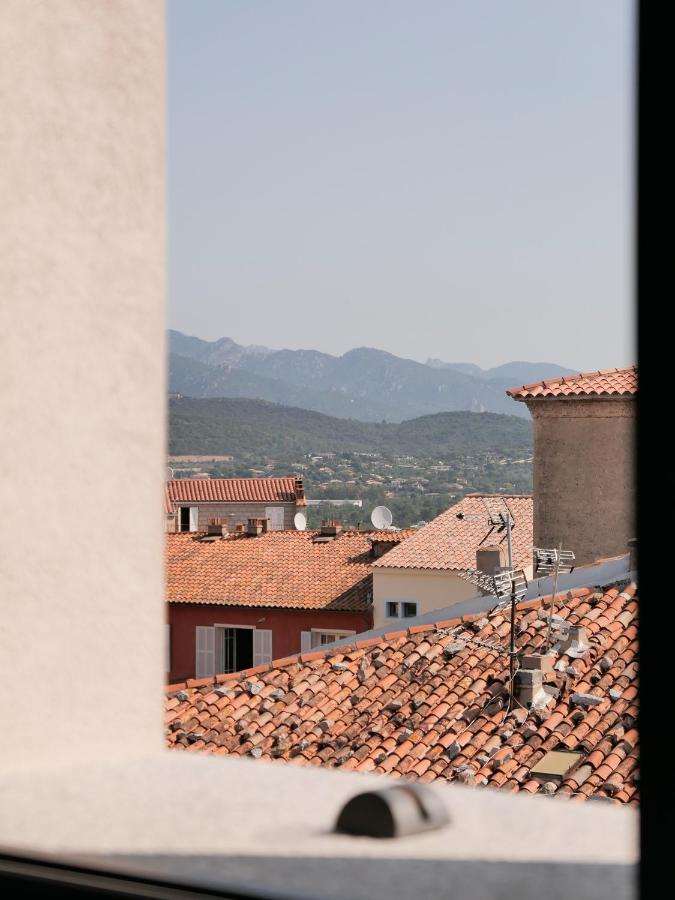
[527,397,636,566]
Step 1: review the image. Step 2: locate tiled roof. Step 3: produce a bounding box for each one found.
[506,366,637,400]
[166,530,408,611]
[166,476,306,506]
[372,494,533,571]
[369,529,418,543]
[166,581,638,805]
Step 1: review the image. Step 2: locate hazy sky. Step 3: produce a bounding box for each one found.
[168,1,635,370]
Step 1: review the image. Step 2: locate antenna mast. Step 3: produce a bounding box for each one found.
[456,566,528,706]
[533,546,576,653]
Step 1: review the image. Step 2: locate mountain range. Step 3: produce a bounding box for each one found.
[168,330,576,422]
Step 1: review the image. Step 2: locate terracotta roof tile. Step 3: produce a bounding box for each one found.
[166,581,638,804]
[373,494,533,571]
[166,476,306,506]
[506,366,637,400]
[167,529,410,611]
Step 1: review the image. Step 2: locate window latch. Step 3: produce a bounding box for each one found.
[334,783,450,838]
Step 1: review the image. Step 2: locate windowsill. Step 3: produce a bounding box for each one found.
[0,749,637,899]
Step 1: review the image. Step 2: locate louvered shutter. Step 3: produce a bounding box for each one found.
[300,631,312,652]
[189,506,199,532]
[253,628,273,665]
[195,625,215,678]
[265,507,284,531]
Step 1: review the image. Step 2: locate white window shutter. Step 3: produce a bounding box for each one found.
[265,507,284,531]
[300,631,312,652]
[253,628,273,665]
[189,506,199,532]
[195,626,215,678]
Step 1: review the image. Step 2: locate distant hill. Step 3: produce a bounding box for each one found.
[169,397,532,458]
[425,358,576,383]
[169,330,575,422]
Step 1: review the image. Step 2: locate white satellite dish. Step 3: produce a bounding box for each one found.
[167,466,174,480]
[371,505,393,529]
[294,512,307,532]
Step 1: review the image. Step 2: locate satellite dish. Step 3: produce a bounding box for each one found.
[294,512,307,532]
[371,505,393,529]
[167,466,174,480]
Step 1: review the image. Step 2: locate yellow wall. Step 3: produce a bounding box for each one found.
[373,562,535,627]
[372,569,481,628]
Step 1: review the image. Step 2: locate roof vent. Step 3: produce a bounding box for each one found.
[514,666,553,710]
[320,519,343,537]
[247,517,268,537]
[558,625,591,658]
[475,545,508,583]
[519,653,555,675]
[207,518,228,537]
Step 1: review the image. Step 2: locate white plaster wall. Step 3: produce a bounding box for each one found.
[0,0,166,768]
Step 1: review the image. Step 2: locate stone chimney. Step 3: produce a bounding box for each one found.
[476,544,507,577]
[514,654,555,709]
[247,517,268,536]
[506,368,636,566]
[320,519,343,537]
[295,476,305,503]
[207,518,227,537]
[558,625,591,659]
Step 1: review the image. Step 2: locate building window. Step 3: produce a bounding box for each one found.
[179,506,199,532]
[195,625,272,678]
[217,626,253,673]
[301,629,355,650]
[385,600,418,619]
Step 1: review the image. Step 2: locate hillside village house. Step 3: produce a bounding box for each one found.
[165,475,307,533]
[371,493,533,628]
[166,523,414,682]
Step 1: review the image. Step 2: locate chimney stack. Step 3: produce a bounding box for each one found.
[514,654,554,709]
[207,517,227,537]
[320,519,343,537]
[558,625,591,658]
[475,544,508,594]
[247,518,268,536]
[295,476,305,503]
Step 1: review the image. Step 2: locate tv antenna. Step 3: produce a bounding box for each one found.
[294,512,307,532]
[533,546,576,652]
[456,565,528,705]
[456,499,515,568]
[371,505,393,530]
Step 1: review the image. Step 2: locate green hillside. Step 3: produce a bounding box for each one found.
[169,397,532,458]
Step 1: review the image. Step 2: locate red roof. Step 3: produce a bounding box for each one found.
[166,530,410,612]
[372,494,533,571]
[166,476,306,506]
[166,581,638,805]
[507,366,637,400]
